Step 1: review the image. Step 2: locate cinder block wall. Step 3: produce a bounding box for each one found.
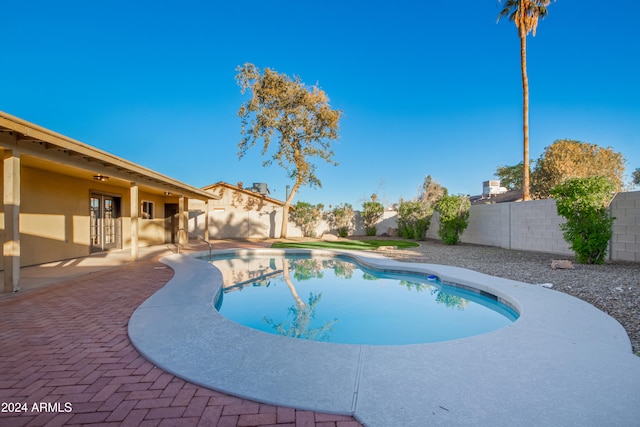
[508,199,572,255]
[460,203,511,248]
[191,189,639,262]
[609,191,640,262]
[425,191,640,262]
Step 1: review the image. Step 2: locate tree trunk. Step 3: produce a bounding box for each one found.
[519,24,531,201]
[280,180,302,239]
[282,261,305,309]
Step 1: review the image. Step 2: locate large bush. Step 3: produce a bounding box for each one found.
[327,203,355,237]
[290,201,324,237]
[362,195,384,236]
[550,176,616,264]
[436,195,470,245]
[397,200,431,240]
[633,168,640,187]
[531,139,625,198]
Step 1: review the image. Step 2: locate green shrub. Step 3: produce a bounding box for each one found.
[397,200,431,240]
[362,195,384,236]
[290,201,324,237]
[327,203,355,237]
[436,195,470,245]
[365,226,377,236]
[550,176,616,264]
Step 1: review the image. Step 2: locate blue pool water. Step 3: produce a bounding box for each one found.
[211,254,518,345]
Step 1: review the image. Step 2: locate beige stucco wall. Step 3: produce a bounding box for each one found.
[189,187,402,239]
[190,187,294,239]
[1,164,173,268]
[135,192,174,248]
[189,186,291,239]
[5,166,97,266]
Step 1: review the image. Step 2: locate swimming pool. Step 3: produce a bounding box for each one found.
[129,248,640,427]
[212,254,518,345]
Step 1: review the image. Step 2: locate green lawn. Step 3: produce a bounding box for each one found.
[270,239,419,251]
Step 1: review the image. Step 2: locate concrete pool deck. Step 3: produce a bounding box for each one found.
[129,249,640,427]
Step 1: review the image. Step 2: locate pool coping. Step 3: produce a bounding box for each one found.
[129,249,640,427]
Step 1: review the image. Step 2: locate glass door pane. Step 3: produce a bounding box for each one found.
[90,196,101,251]
[103,198,114,246]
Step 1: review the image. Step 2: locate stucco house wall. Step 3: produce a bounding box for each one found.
[189,185,403,239]
[189,187,401,239]
[1,110,216,291]
[189,183,304,240]
[0,164,180,268]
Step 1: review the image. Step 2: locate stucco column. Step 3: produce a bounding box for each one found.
[204,200,210,241]
[130,183,139,260]
[178,196,188,247]
[3,150,21,292]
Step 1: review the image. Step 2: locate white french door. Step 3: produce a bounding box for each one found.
[90,194,122,252]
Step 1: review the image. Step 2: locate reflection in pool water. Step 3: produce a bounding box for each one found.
[211,254,518,345]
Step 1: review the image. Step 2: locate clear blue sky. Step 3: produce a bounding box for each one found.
[3,1,638,208]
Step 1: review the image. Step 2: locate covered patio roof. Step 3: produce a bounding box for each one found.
[0,110,218,201]
[1,110,220,293]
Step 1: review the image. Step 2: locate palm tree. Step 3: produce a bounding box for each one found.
[498,0,552,201]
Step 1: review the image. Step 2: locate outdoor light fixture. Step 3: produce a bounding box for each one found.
[93,174,109,182]
[165,191,172,196]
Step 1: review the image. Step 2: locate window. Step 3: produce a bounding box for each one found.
[142,201,154,219]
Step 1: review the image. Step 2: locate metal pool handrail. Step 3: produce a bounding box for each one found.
[176,229,212,261]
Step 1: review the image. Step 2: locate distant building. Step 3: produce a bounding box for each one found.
[471,180,522,205]
[189,181,299,239]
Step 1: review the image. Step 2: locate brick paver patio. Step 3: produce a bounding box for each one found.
[0,246,362,426]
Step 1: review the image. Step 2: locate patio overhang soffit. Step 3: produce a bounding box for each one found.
[0,111,219,202]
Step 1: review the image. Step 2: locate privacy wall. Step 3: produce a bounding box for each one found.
[426,191,640,262]
[190,188,639,263]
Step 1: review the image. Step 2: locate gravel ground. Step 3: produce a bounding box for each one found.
[374,238,640,355]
